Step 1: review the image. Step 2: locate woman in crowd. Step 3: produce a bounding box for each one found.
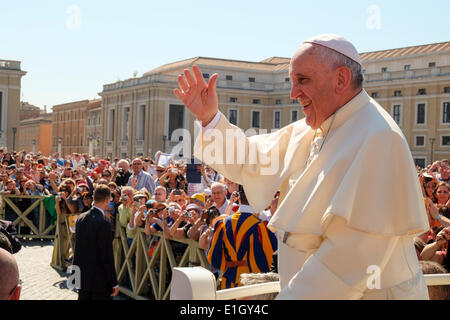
[432,182,450,207]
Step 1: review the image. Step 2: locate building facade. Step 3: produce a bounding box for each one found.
[0,59,27,151]
[361,42,450,167]
[99,57,300,159]
[18,113,52,156]
[99,41,450,165]
[51,100,88,155]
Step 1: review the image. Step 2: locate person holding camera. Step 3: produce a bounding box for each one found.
[169,204,202,240]
[144,202,172,239]
[158,165,187,194]
[118,186,136,248]
[198,206,221,250]
[114,160,132,187]
[54,184,73,267]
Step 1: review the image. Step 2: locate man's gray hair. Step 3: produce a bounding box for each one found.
[117,159,129,167]
[315,45,364,90]
[211,182,227,192]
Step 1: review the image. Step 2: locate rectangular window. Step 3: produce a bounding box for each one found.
[226,75,233,81]
[249,77,255,83]
[404,65,411,71]
[429,62,436,68]
[418,88,427,95]
[251,111,260,128]
[394,90,402,97]
[73,136,77,145]
[228,109,237,126]
[122,107,130,140]
[415,136,425,146]
[381,67,387,73]
[252,99,260,104]
[137,105,145,140]
[230,97,237,103]
[442,136,450,146]
[444,87,450,93]
[202,73,209,79]
[417,104,426,124]
[274,111,281,129]
[292,100,299,104]
[371,92,378,98]
[275,99,281,105]
[443,102,450,123]
[291,110,298,123]
[285,77,290,82]
[80,136,83,146]
[108,109,115,141]
[168,104,184,140]
[393,105,401,125]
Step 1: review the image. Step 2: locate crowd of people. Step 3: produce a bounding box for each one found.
[415,159,450,299]
[0,148,279,297]
[1,147,450,299]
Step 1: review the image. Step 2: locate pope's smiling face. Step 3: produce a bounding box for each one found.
[289,43,340,130]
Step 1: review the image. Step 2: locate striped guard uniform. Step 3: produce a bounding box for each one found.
[207,211,278,289]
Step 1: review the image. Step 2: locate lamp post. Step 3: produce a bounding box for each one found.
[429,138,436,165]
[58,137,62,155]
[12,127,17,151]
[163,135,167,153]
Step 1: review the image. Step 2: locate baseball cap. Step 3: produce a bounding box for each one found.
[190,193,205,205]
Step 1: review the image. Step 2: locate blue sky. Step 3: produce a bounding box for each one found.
[1,0,449,109]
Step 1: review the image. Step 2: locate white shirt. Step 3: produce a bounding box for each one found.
[215,199,230,215]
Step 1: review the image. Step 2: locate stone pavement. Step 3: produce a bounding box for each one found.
[14,239,128,300]
[14,239,78,300]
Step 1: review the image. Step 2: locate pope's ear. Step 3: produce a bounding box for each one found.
[334,66,352,94]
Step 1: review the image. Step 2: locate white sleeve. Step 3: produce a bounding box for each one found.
[276,215,399,300]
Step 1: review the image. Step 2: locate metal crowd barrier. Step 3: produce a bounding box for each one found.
[0,194,56,239]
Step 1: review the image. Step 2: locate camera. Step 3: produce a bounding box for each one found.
[173,189,182,196]
[121,195,129,202]
[168,206,176,214]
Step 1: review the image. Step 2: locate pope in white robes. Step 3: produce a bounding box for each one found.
[173,34,430,299]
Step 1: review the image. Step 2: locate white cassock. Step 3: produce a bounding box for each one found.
[193,90,430,299]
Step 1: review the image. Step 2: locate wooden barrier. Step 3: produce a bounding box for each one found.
[50,213,78,271]
[50,212,213,300]
[113,226,211,300]
[0,194,56,239]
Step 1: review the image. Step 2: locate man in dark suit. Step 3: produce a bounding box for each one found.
[73,185,119,300]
